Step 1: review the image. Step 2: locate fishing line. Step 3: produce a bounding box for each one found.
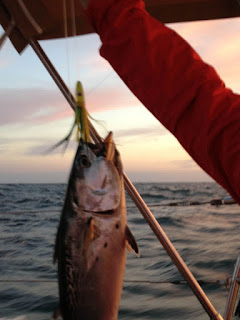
[0,199,235,215]
[70,0,79,76]
[61,0,117,135]
[86,71,114,96]
[0,278,230,286]
[62,0,81,105]
[62,0,72,98]
[70,0,77,39]
[64,0,115,110]
[65,0,80,94]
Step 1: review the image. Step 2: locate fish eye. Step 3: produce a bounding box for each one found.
[78,155,91,168]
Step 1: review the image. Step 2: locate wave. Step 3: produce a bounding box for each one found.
[0,317,26,320]
[0,182,236,320]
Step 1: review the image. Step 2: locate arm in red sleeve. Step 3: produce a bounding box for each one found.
[86,0,240,203]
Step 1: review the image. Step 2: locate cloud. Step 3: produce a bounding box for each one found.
[0,58,11,69]
[171,18,240,51]
[0,79,141,126]
[1,124,165,157]
[170,18,240,63]
[86,85,141,113]
[0,87,72,125]
[0,144,9,153]
[15,126,165,156]
[170,159,198,170]
[76,54,111,72]
[0,131,78,156]
[170,18,240,93]
[25,140,78,156]
[127,168,212,183]
[115,126,166,140]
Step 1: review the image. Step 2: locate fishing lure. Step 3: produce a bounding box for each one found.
[49,81,91,152]
[75,81,90,143]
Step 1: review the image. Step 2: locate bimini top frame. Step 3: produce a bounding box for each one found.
[0,0,240,53]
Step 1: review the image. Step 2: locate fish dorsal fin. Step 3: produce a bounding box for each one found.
[104,132,115,162]
[125,225,140,257]
[51,305,62,320]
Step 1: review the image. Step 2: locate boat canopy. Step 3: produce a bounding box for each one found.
[0,0,240,54]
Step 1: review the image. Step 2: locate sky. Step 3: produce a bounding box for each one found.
[0,16,240,183]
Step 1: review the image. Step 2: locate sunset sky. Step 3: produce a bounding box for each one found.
[0,16,240,183]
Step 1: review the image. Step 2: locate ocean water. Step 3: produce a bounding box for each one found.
[0,182,240,320]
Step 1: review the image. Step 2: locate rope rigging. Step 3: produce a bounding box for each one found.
[0,196,236,215]
[0,278,232,288]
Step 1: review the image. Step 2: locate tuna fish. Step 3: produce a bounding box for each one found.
[54,132,139,320]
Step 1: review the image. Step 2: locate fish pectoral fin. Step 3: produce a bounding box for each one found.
[53,228,60,264]
[51,305,62,320]
[83,218,98,256]
[125,225,140,257]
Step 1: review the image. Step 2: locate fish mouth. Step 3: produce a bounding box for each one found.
[86,209,115,216]
[92,209,115,215]
[72,200,115,215]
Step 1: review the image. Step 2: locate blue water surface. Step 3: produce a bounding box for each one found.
[0,182,239,320]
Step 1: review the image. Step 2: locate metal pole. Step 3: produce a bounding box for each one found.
[0,19,15,49]
[29,39,223,320]
[224,255,240,320]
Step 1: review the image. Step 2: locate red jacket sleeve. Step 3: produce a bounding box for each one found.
[86,0,240,203]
